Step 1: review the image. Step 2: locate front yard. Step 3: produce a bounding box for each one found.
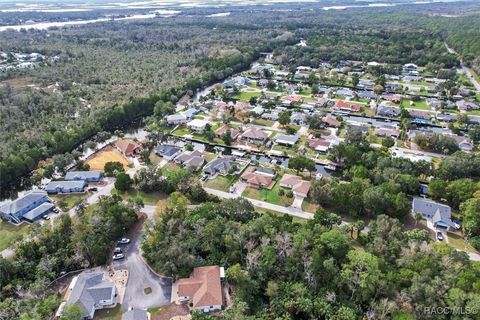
[242,178,294,207]
[93,304,122,320]
[50,193,89,211]
[204,175,238,192]
[112,189,168,206]
[401,99,430,110]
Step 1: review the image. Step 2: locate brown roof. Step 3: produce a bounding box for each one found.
[334,100,361,112]
[241,126,268,141]
[282,95,303,103]
[240,166,275,188]
[115,139,142,156]
[215,125,240,140]
[322,116,341,127]
[177,266,223,309]
[307,138,331,149]
[279,174,311,195]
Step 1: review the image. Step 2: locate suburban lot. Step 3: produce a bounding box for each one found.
[86,147,130,171]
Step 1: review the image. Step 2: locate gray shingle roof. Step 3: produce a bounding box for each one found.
[155,145,181,157]
[412,197,451,219]
[22,202,54,221]
[0,190,48,215]
[432,209,455,228]
[204,157,235,175]
[275,134,299,145]
[45,181,86,193]
[66,273,115,318]
[65,171,101,181]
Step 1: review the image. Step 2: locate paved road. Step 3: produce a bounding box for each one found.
[445,43,480,91]
[113,231,172,311]
[204,187,314,220]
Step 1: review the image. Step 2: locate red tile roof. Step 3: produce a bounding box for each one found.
[115,139,142,156]
[334,100,361,112]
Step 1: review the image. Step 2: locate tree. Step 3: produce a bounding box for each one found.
[460,198,480,237]
[115,172,133,191]
[305,114,325,130]
[352,74,360,88]
[278,111,291,125]
[341,250,380,303]
[315,209,342,230]
[414,212,422,227]
[288,156,316,175]
[222,130,233,146]
[373,84,384,95]
[59,303,83,320]
[382,136,395,148]
[104,161,125,177]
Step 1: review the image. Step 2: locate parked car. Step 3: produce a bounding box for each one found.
[118,238,130,244]
[52,208,59,213]
[88,187,98,192]
[436,232,444,241]
[114,247,122,254]
[229,186,236,193]
[43,215,50,220]
[113,253,125,260]
[200,174,208,181]
[452,219,461,230]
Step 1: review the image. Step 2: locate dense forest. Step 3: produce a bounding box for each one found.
[143,197,480,320]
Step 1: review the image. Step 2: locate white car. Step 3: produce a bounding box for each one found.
[117,238,130,244]
[113,253,125,260]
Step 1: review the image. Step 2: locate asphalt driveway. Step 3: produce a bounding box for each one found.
[113,232,172,311]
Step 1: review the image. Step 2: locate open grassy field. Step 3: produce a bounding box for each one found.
[113,189,168,206]
[50,193,89,211]
[0,220,29,251]
[401,99,429,110]
[447,233,480,254]
[232,91,261,101]
[204,175,237,192]
[86,148,130,171]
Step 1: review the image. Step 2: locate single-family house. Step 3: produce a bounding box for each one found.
[64,171,102,183]
[174,266,224,312]
[155,145,182,161]
[334,100,361,113]
[166,113,188,125]
[446,134,474,152]
[279,174,311,198]
[251,106,265,115]
[457,100,479,112]
[203,156,236,176]
[275,134,299,146]
[381,94,402,103]
[240,126,269,143]
[376,104,400,117]
[356,91,377,100]
[115,139,143,157]
[175,150,205,171]
[436,113,456,123]
[322,116,341,128]
[0,190,52,224]
[357,79,375,90]
[187,119,210,133]
[291,113,306,125]
[240,166,276,189]
[307,138,332,153]
[281,95,303,106]
[403,63,418,72]
[61,272,116,320]
[408,110,431,121]
[375,127,400,138]
[215,125,240,140]
[45,181,87,194]
[262,112,279,121]
[411,197,454,231]
[336,88,355,98]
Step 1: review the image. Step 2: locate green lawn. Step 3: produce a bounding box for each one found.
[401,99,430,110]
[93,304,122,320]
[301,198,319,214]
[171,127,191,136]
[467,109,480,116]
[232,91,261,101]
[112,189,167,205]
[204,175,237,192]
[50,193,89,211]
[476,92,480,103]
[252,118,275,127]
[447,233,479,254]
[0,220,29,251]
[242,178,294,207]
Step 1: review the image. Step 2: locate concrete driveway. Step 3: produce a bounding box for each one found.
[113,232,172,311]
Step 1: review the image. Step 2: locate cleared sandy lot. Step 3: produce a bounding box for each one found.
[86,146,130,171]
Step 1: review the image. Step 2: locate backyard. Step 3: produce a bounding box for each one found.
[0,220,29,251]
[401,99,429,110]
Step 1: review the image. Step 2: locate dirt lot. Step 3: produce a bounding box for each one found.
[86,146,130,171]
[150,304,190,320]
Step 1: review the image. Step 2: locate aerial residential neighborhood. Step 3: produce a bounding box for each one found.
[1,1,480,319]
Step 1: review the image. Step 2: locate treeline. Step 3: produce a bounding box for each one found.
[143,198,480,319]
[0,195,138,319]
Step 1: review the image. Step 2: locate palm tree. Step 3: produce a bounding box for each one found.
[414,212,422,227]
